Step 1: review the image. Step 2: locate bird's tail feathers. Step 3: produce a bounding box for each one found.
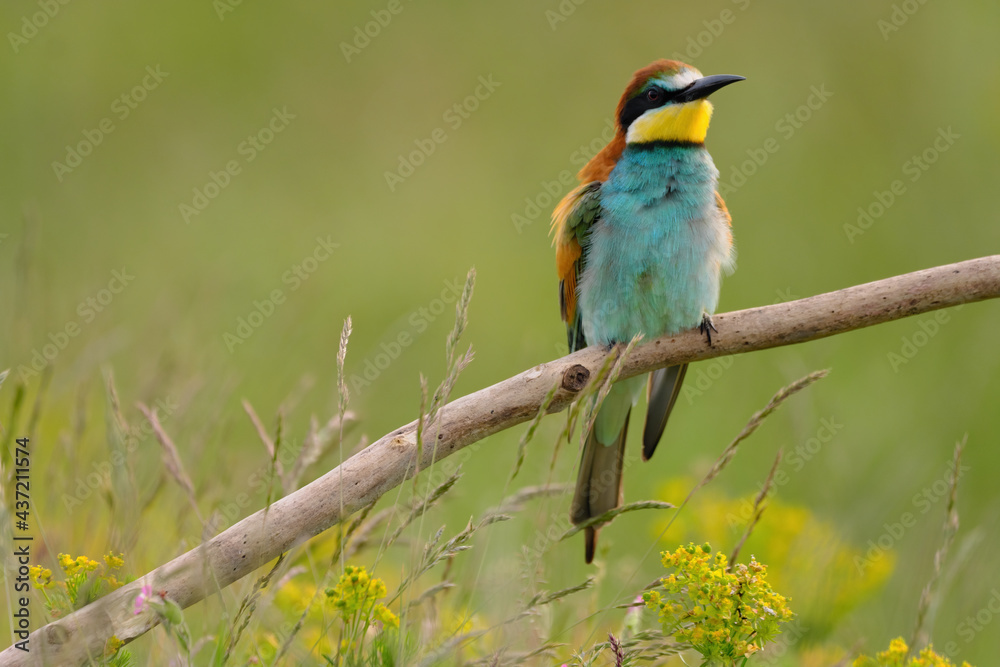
[571,410,630,563]
[642,364,688,461]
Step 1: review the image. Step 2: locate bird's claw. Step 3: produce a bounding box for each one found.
[699,314,718,346]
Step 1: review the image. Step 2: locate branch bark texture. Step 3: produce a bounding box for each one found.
[5,255,999,665]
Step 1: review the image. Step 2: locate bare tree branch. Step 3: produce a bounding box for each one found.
[6,255,999,666]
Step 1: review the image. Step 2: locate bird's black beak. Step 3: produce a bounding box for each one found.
[674,74,745,103]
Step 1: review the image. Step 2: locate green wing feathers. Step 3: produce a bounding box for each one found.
[552,182,602,352]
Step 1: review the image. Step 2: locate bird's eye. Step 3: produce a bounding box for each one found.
[646,88,661,102]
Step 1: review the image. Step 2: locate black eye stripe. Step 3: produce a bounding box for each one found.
[619,85,680,131]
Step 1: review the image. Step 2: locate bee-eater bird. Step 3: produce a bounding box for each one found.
[551,60,743,562]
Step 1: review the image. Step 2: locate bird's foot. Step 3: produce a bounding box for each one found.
[699,314,718,346]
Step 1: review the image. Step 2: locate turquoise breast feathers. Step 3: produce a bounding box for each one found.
[579,143,735,346]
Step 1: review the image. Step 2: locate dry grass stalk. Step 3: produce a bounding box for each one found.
[908,435,966,654]
[729,448,784,569]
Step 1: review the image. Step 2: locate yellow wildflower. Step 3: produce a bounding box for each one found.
[646,543,794,665]
[28,566,53,589]
[325,565,398,631]
[374,604,399,629]
[104,552,125,570]
[104,636,124,657]
[854,637,974,667]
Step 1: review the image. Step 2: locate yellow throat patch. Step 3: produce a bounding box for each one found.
[626,99,714,144]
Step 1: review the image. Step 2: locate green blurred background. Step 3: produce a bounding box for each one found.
[2,0,999,662]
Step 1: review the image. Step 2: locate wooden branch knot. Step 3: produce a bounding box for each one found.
[561,364,591,392]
